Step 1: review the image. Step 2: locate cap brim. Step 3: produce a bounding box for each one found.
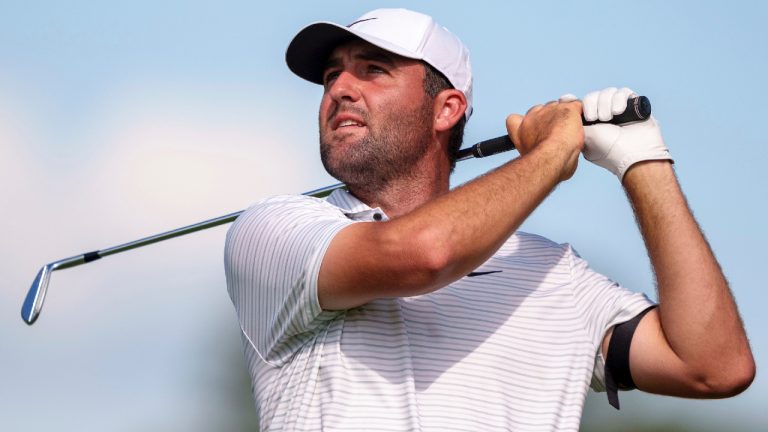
[286,22,357,85]
[286,22,424,85]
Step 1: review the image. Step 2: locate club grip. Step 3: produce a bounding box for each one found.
[461,135,514,160]
[582,95,651,126]
[457,96,651,161]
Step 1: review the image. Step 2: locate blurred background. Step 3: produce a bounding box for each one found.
[1,1,765,430]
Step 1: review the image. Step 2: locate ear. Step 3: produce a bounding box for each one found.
[433,89,467,133]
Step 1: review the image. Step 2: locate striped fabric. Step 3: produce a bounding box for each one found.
[224,189,654,431]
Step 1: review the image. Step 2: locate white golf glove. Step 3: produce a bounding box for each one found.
[560,87,673,181]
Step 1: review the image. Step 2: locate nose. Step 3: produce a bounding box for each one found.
[326,70,362,104]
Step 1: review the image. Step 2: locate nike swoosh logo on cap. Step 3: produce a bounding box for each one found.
[466,271,502,277]
[347,17,377,28]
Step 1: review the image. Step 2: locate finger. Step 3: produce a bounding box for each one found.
[506,114,524,146]
[559,93,578,103]
[597,87,618,122]
[526,104,544,115]
[583,91,600,122]
[611,87,635,115]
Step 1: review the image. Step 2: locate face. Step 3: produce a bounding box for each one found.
[318,40,434,191]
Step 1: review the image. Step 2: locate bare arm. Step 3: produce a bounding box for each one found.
[319,102,584,310]
[602,161,755,397]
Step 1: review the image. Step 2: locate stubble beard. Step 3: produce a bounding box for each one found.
[320,100,433,195]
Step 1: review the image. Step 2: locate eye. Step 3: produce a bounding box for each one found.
[367,64,386,74]
[323,70,341,86]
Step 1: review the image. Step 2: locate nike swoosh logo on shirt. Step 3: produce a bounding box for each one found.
[466,271,502,277]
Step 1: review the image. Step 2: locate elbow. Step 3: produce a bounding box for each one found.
[694,354,756,398]
[718,355,756,397]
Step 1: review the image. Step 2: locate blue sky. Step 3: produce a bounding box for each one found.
[1,1,766,430]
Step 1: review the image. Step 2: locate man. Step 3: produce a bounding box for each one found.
[225,8,754,431]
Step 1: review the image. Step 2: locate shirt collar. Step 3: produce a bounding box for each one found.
[326,189,389,222]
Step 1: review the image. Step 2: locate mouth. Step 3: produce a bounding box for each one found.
[331,113,367,131]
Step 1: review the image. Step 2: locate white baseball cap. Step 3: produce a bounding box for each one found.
[285,8,473,119]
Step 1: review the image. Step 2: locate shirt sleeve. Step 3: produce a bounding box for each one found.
[224,195,355,366]
[564,244,656,391]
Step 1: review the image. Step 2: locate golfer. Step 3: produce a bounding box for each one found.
[225,8,754,431]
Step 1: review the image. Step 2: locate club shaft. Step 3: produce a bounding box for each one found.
[45,136,510,268]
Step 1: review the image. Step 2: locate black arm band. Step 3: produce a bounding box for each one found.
[604,305,657,409]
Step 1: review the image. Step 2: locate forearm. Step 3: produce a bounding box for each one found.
[390,142,569,290]
[623,161,754,386]
[381,104,584,293]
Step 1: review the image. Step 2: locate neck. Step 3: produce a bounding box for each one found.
[347,145,451,219]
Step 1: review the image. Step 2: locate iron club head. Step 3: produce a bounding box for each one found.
[21,264,52,325]
[20,254,89,325]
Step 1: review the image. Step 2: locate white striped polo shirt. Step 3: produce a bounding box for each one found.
[224,189,654,431]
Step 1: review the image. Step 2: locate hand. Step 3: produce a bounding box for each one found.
[575,87,673,182]
[506,100,584,182]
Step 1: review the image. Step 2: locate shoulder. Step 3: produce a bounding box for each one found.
[497,231,574,260]
[225,194,354,262]
[489,232,589,284]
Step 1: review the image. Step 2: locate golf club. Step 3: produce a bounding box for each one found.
[21,96,651,325]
